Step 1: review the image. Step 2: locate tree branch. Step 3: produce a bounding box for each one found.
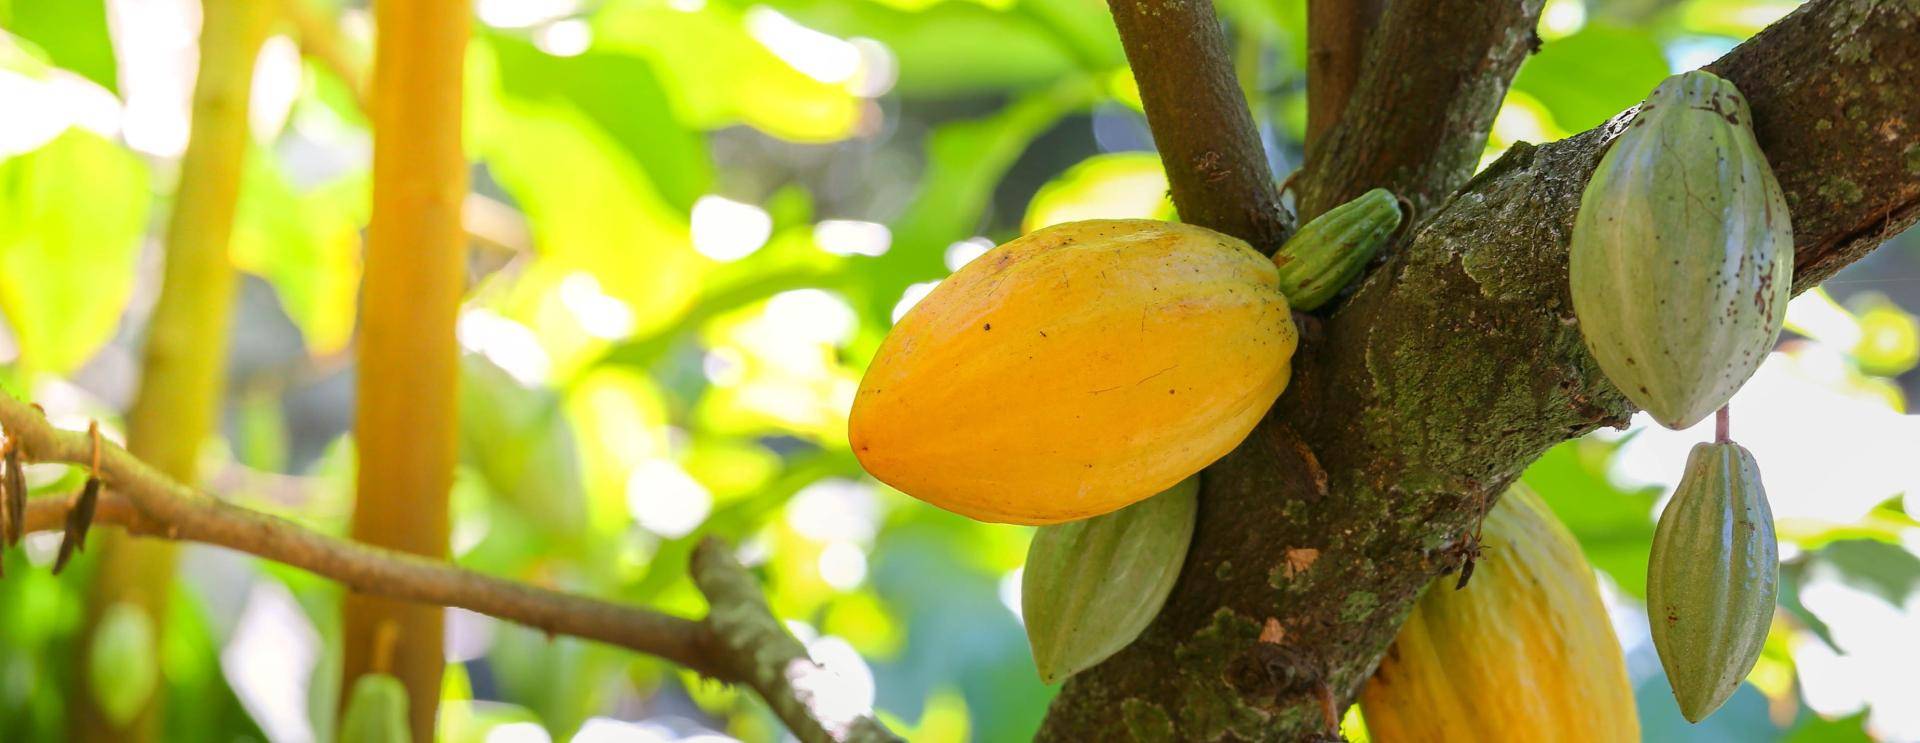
[1106,0,1294,252]
[0,394,897,743]
[1297,0,1546,220]
[1043,0,1920,738]
[1304,0,1384,156]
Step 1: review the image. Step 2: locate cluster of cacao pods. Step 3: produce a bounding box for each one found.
[1569,70,1786,723]
[850,188,1400,526]
[848,187,1401,681]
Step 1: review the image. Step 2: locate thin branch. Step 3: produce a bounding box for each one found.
[0,394,897,742]
[1106,0,1294,252]
[1297,0,1545,220]
[1305,0,1384,155]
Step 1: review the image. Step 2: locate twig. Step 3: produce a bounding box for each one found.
[0,393,897,742]
[1106,0,1294,252]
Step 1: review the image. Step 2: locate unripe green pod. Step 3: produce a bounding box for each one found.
[339,673,412,743]
[1570,71,1792,430]
[89,602,160,728]
[1022,476,1198,683]
[1646,441,1778,723]
[1273,188,1402,311]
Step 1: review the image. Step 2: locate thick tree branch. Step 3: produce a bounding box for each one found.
[1107,0,1294,252]
[1297,0,1546,221]
[0,395,897,743]
[1043,0,1920,739]
[1304,0,1384,155]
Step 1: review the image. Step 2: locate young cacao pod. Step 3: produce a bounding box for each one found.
[340,673,413,743]
[1646,441,1778,723]
[850,219,1295,524]
[1022,476,1197,683]
[1272,188,1401,311]
[1569,70,1792,430]
[1361,487,1639,742]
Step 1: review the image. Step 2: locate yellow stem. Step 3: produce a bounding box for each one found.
[340,0,470,739]
[71,0,270,739]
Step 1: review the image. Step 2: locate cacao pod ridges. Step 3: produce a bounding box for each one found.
[1360,487,1639,742]
[1646,440,1779,723]
[1272,188,1402,312]
[1569,70,1792,430]
[1022,476,1198,684]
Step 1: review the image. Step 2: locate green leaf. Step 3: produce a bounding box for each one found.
[0,129,150,373]
[4,0,117,92]
[490,35,712,213]
[230,152,365,355]
[1521,435,1660,597]
[1511,25,1669,132]
[766,0,1120,96]
[88,603,159,728]
[855,82,1095,333]
[460,354,589,536]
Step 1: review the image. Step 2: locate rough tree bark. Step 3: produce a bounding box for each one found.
[1041,1,1920,739]
[1297,0,1546,221]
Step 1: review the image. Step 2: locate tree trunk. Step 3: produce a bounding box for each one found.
[1041,1,1920,739]
[339,0,470,738]
[71,0,269,738]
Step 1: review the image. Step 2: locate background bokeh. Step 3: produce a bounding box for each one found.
[1,0,1915,740]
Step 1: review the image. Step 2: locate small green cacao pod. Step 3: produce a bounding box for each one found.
[1570,70,1792,430]
[1646,441,1778,723]
[89,602,160,728]
[1273,188,1402,311]
[1022,476,1198,683]
[339,673,412,743]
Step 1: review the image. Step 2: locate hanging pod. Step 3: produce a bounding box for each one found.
[1569,71,1792,429]
[1021,476,1198,683]
[1646,440,1778,722]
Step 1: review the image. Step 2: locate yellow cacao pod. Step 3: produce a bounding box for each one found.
[1360,487,1638,742]
[850,219,1295,524]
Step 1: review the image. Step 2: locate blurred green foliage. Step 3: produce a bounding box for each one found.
[2,0,1918,740]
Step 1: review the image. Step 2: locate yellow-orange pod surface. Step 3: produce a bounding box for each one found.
[850,219,1295,525]
[1360,487,1638,742]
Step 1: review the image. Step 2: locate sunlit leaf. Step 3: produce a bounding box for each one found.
[767,0,1121,96]
[4,0,117,92]
[229,153,364,355]
[1022,151,1172,231]
[1521,435,1660,597]
[593,1,864,142]
[461,353,589,535]
[0,128,149,373]
[1512,25,1669,132]
[491,35,712,213]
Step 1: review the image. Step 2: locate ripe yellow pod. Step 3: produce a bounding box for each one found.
[1360,487,1638,742]
[850,220,1295,524]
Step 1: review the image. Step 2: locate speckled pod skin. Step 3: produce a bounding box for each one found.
[1569,71,1792,430]
[850,219,1295,525]
[1022,476,1197,684]
[1646,441,1779,723]
[1360,487,1639,742]
[1273,188,1402,311]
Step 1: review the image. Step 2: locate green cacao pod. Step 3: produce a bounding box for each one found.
[1646,441,1778,722]
[88,602,160,728]
[340,673,412,743]
[1361,487,1639,742]
[1022,476,1198,683]
[1569,71,1792,430]
[1273,187,1402,311]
